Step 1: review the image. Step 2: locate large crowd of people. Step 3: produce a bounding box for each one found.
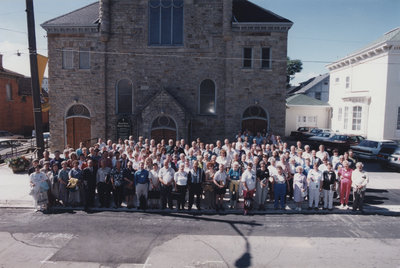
[28,132,370,215]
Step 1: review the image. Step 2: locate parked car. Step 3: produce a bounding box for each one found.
[322,134,365,154]
[302,128,326,140]
[290,127,315,140]
[351,140,398,162]
[32,132,51,149]
[290,127,332,141]
[0,130,24,139]
[307,132,336,150]
[388,147,400,171]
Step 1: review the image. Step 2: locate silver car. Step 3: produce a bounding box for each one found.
[351,140,398,161]
[388,148,400,171]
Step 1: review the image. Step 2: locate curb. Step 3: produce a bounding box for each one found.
[2,203,399,216]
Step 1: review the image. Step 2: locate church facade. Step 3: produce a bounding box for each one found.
[42,0,292,150]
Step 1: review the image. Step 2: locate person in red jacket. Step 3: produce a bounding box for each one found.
[338,160,352,209]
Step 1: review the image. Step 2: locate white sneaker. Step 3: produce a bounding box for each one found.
[345,205,349,210]
[340,204,344,209]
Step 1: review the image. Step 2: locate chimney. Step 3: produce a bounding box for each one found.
[223,0,232,40]
[0,54,3,70]
[99,0,110,42]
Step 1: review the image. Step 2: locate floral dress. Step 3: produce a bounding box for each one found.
[293,173,307,202]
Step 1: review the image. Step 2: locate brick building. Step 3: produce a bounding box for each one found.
[42,0,292,150]
[0,54,49,136]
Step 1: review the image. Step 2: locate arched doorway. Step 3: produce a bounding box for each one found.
[241,105,268,135]
[66,104,91,149]
[151,115,177,143]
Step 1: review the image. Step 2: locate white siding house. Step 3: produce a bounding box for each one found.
[287,73,330,103]
[327,27,400,141]
[285,94,331,136]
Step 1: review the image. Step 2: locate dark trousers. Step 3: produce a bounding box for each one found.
[287,177,294,199]
[176,185,187,210]
[274,183,286,209]
[84,184,96,209]
[161,185,173,209]
[113,185,124,208]
[353,189,365,211]
[188,183,202,209]
[97,182,111,208]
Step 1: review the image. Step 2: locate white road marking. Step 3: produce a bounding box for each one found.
[40,252,56,264]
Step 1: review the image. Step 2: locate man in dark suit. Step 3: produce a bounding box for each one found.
[188,160,205,210]
[82,159,97,210]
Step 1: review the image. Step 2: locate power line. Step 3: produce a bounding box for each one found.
[52,48,400,65]
[0,27,26,34]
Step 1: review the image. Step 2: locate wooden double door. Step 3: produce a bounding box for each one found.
[66,117,91,149]
[151,128,176,144]
[242,119,268,135]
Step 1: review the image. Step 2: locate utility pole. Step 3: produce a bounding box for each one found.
[25,0,44,159]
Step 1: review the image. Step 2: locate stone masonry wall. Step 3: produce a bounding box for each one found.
[105,0,227,143]
[47,34,106,151]
[47,0,289,148]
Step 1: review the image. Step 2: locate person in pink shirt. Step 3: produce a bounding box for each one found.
[338,160,352,209]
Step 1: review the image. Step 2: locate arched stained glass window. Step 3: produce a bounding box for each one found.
[117,79,133,114]
[67,104,90,118]
[243,106,267,119]
[199,79,216,115]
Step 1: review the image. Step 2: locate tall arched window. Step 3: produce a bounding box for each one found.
[149,0,184,46]
[117,79,133,114]
[199,79,216,115]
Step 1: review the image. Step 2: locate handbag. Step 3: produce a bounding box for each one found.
[39,181,50,192]
[301,189,308,198]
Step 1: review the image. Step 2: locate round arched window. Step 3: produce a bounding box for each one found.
[151,116,176,130]
[242,106,267,119]
[67,104,90,118]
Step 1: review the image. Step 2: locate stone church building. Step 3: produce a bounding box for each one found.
[42,0,292,150]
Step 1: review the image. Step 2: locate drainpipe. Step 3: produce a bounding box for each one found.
[100,0,110,140]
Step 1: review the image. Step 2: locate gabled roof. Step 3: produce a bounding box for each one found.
[138,88,192,116]
[17,78,49,97]
[232,0,292,23]
[357,27,400,52]
[286,94,329,106]
[41,2,99,28]
[0,67,25,78]
[327,27,400,70]
[288,73,329,95]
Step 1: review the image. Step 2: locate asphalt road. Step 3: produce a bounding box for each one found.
[0,160,399,267]
[1,209,399,267]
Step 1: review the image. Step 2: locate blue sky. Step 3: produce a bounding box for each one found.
[0,0,399,85]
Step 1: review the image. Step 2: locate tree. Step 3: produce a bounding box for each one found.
[287,57,303,88]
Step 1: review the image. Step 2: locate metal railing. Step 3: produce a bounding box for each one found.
[0,137,48,163]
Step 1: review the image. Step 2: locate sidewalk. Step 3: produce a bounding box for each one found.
[1,163,399,215]
[0,164,32,208]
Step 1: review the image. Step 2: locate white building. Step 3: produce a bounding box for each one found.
[327,27,400,141]
[285,94,331,136]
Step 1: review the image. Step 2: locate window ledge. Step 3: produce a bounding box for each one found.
[148,45,184,48]
[198,113,217,117]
